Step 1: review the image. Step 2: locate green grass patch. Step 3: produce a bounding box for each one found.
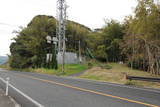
[25,64,88,76]
[62,64,87,76]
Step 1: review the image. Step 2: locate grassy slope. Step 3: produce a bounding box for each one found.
[80,63,160,89]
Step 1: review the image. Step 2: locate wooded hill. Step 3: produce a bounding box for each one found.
[10,15,91,69]
[9,0,160,75]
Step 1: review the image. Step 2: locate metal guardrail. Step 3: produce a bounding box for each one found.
[126,75,160,82]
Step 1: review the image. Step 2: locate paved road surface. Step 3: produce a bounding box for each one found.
[0,69,160,107]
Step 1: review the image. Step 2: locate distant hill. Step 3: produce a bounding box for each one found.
[0,56,8,65]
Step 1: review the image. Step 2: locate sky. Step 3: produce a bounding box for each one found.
[0,0,137,56]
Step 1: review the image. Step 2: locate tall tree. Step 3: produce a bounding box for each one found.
[122,0,160,74]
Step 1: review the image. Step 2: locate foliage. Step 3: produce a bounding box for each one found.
[66,21,91,54]
[9,15,91,69]
[102,20,125,62]
[10,15,56,68]
[122,0,160,74]
[86,20,124,62]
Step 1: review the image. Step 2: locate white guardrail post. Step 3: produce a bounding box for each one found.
[6,77,10,96]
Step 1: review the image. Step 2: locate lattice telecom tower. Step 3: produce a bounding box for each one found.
[56,0,67,73]
[56,0,67,52]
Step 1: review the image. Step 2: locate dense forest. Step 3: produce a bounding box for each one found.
[10,0,160,75]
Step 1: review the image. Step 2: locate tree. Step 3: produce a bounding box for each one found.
[85,20,124,62]
[102,20,124,62]
[122,0,160,74]
[10,15,57,69]
[9,15,91,69]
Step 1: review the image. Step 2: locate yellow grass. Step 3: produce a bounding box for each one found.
[80,63,160,89]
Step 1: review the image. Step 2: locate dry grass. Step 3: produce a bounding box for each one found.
[80,63,160,89]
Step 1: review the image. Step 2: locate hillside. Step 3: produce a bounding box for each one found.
[0,56,8,65]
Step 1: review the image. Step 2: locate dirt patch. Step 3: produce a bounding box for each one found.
[80,67,126,83]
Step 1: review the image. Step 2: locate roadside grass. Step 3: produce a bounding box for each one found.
[21,64,88,76]
[108,63,159,77]
[86,59,112,69]
[0,64,10,69]
[1,61,160,89]
[80,63,160,89]
[0,63,88,76]
[61,64,88,76]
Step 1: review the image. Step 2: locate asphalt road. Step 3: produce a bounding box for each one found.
[0,69,160,107]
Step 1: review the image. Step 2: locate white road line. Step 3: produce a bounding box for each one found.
[0,77,44,107]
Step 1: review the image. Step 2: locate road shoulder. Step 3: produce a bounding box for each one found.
[0,88,20,107]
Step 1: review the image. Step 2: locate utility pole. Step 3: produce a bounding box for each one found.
[79,40,82,63]
[56,0,67,73]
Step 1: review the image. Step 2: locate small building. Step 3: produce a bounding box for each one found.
[57,52,79,64]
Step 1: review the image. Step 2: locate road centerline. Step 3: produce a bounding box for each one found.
[14,73,159,107]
